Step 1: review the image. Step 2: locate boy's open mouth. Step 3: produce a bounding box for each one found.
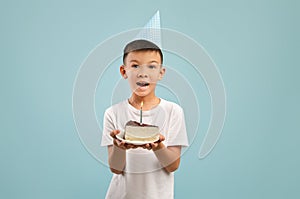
[136,82,150,87]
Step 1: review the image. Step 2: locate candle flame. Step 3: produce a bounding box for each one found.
[141,101,143,108]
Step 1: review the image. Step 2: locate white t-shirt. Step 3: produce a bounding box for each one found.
[101,98,189,199]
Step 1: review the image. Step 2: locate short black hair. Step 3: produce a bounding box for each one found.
[123,39,163,64]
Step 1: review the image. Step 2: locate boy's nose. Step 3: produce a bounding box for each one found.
[138,73,148,78]
[137,68,149,78]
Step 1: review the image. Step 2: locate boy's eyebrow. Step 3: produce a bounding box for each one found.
[128,60,160,64]
[148,60,159,64]
[128,59,139,63]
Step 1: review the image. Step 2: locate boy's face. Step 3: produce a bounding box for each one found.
[121,50,165,98]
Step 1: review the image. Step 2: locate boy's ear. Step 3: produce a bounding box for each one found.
[120,65,128,79]
[158,67,166,80]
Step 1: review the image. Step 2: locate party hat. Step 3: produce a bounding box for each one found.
[134,10,162,49]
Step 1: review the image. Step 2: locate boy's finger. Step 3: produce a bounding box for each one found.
[113,138,120,145]
[119,140,126,146]
[159,134,165,141]
[110,131,115,138]
[110,130,120,138]
[145,143,152,150]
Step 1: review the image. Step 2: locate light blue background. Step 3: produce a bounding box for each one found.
[1,0,299,198]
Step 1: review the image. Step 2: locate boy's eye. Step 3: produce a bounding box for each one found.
[131,65,139,68]
[148,65,157,69]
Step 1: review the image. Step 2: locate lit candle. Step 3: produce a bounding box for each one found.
[140,101,143,125]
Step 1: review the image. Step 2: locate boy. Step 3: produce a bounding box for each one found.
[101,39,188,199]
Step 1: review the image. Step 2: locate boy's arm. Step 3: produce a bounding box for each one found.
[155,145,181,173]
[151,139,182,173]
[108,130,138,174]
[107,130,126,174]
[108,144,126,174]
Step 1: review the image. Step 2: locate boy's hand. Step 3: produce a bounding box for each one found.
[110,130,138,150]
[143,134,165,151]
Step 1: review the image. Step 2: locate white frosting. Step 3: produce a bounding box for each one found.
[125,125,159,142]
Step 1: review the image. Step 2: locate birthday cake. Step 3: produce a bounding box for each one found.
[124,121,159,142]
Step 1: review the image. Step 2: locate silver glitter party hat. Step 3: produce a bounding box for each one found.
[134,10,162,49]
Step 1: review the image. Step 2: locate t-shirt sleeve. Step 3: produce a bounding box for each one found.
[165,104,189,147]
[101,108,115,146]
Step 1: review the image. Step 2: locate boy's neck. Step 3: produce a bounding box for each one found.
[129,94,160,111]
